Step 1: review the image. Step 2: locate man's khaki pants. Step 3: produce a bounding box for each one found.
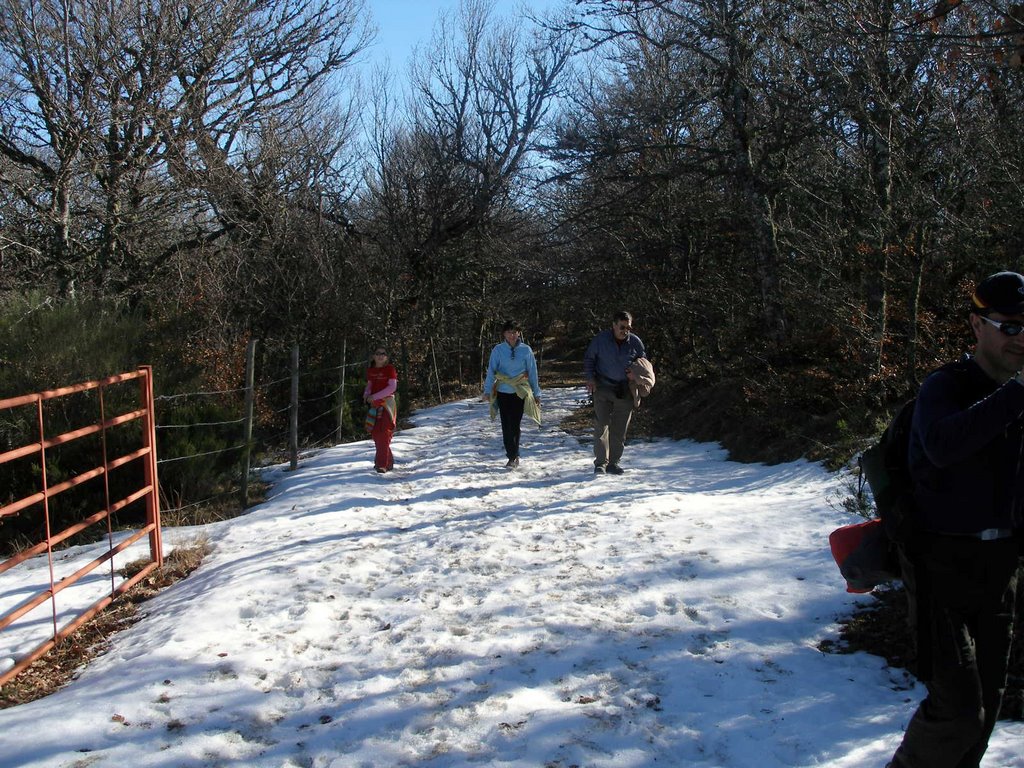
[593,385,634,467]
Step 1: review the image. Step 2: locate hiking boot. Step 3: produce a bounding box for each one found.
[594,464,606,474]
[606,463,624,475]
[505,457,520,469]
[375,467,387,473]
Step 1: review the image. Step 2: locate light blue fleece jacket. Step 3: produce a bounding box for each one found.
[484,341,541,398]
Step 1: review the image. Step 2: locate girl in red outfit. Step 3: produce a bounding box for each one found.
[363,347,398,473]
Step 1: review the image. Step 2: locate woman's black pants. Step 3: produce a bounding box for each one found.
[496,391,524,460]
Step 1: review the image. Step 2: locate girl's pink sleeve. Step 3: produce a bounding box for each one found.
[371,378,398,401]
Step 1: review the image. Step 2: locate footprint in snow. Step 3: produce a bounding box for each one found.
[688,629,731,655]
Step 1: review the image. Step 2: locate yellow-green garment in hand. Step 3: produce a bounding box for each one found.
[489,373,541,426]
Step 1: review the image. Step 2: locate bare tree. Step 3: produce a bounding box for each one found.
[357,0,575,377]
[547,0,826,351]
[0,0,371,299]
[789,0,1024,381]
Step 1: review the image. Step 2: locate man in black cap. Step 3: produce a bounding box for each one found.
[887,271,1024,768]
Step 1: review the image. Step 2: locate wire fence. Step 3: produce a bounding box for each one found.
[150,338,500,519]
[0,333,562,551]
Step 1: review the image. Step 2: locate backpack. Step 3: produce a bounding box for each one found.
[828,517,899,593]
[830,360,971,593]
[859,397,921,547]
[828,398,917,593]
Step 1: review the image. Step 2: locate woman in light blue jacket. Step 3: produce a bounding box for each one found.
[482,320,541,469]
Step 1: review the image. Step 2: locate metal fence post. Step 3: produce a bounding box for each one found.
[140,366,163,565]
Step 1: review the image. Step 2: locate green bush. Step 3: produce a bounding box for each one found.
[0,294,152,553]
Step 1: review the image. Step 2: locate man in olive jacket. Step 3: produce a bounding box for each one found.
[887,272,1024,768]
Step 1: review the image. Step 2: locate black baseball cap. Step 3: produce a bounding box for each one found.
[971,271,1024,316]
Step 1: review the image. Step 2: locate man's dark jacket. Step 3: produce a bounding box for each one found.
[910,356,1024,534]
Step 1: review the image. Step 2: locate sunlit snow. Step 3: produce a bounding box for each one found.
[2,387,1021,767]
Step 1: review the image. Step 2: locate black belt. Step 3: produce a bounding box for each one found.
[936,528,1014,541]
[596,374,627,388]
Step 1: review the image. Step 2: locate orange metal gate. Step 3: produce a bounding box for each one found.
[0,367,162,688]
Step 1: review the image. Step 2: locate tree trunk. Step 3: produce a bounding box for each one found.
[906,224,927,386]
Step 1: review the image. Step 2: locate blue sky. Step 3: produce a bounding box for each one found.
[364,0,454,68]
[364,0,559,70]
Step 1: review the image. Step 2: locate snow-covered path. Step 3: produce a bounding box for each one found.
[1,387,1022,767]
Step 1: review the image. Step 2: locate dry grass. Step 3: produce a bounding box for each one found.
[817,586,916,670]
[160,480,269,528]
[0,536,211,709]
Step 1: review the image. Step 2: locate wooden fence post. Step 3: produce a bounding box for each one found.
[336,338,347,444]
[400,337,409,414]
[241,339,256,507]
[289,344,299,470]
[430,336,442,403]
[478,322,486,390]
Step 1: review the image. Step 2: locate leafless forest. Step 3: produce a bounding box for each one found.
[2,0,1023,477]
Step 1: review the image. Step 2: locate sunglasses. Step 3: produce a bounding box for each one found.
[978,314,1024,336]
[374,351,387,356]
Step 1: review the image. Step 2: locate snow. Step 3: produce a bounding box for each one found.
[1,386,1022,768]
